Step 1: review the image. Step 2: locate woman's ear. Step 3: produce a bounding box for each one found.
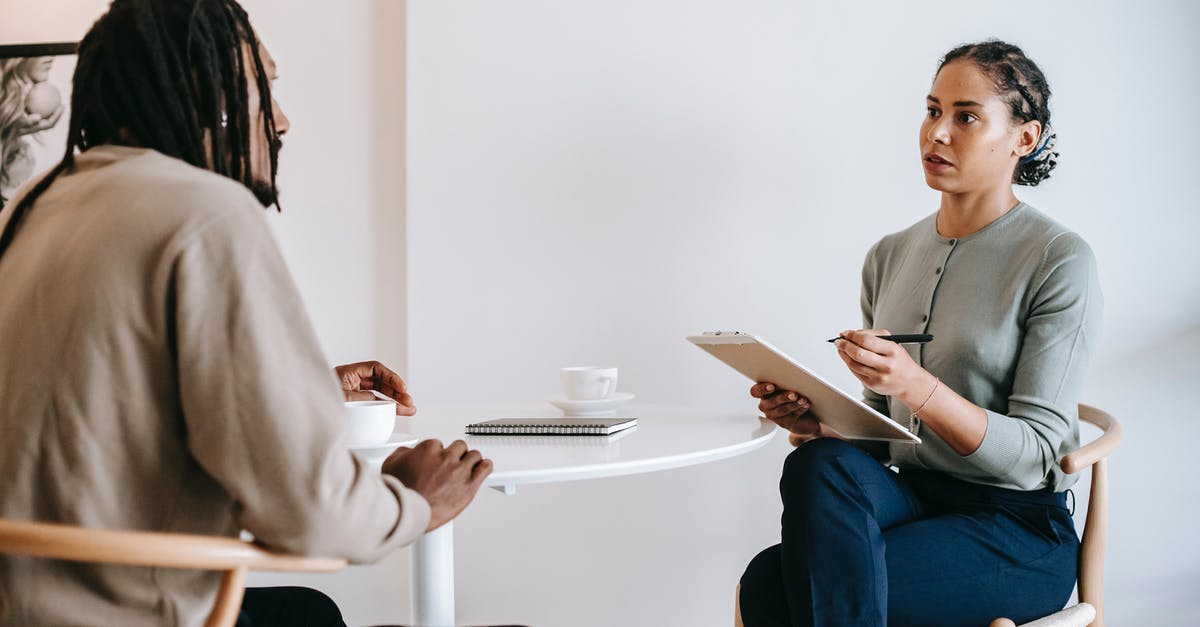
[1015,120,1042,158]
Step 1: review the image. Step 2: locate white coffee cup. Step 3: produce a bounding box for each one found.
[561,366,619,401]
[344,400,396,447]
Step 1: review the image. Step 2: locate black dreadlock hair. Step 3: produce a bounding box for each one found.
[0,0,281,261]
[937,40,1058,187]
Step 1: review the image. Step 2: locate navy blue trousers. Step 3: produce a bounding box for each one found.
[740,438,1078,627]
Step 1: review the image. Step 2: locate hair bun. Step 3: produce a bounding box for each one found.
[1015,127,1057,186]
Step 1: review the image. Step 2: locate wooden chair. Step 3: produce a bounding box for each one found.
[0,520,346,627]
[989,403,1122,627]
[734,403,1122,627]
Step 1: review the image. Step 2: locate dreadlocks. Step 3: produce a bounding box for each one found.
[0,0,281,261]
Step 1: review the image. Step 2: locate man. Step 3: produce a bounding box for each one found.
[0,1,491,625]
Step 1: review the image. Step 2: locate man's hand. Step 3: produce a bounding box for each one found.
[335,361,416,416]
[382,439,492,532]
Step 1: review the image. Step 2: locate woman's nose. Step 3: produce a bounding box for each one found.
[927,117,950,145]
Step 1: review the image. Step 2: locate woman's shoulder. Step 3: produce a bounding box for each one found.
[1014,204,1097,266]
[1003,205,1099,296]
[864,212,938,262]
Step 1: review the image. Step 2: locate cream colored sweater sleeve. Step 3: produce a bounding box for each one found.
[170,197,429,562]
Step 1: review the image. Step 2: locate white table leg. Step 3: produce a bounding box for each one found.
[412,521,455,627]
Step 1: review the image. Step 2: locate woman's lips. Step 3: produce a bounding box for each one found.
[923,153,953,173]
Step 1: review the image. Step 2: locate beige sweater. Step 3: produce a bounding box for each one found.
[0,146,430,626]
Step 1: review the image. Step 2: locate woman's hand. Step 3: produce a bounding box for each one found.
[750,382,821,441]
[833,329,930,398]
[335,360,417,416]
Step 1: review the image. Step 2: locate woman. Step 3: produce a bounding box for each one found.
[739,40,1102,627]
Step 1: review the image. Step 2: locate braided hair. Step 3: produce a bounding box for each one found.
[0,0,280,261]
[938,40,1058,186]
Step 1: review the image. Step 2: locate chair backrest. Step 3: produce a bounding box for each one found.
[0,520,345,627]
[1059,403,1123,627]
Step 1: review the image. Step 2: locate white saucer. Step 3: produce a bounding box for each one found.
[548,392,635,417]
[348,432,419,459]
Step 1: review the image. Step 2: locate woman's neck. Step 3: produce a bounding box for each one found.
[936,186,1021,238]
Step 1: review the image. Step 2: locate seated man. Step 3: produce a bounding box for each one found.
[0,1,490,625]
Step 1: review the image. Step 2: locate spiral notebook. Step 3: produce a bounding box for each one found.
[464,417,638,436]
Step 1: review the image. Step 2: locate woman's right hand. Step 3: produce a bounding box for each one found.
[751,382,821,442]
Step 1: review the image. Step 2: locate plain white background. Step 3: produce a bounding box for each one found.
[4,1,1198,625]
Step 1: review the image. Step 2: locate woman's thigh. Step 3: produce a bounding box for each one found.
[884,508,1078,627]
[779,438,923,531]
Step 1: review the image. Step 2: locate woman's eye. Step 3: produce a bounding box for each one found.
[958,112,977,124]
[927,107,940,118]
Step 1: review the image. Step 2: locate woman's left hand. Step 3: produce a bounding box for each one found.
[833,329,927,398]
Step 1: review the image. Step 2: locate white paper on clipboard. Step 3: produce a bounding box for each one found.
[687,332,920,443]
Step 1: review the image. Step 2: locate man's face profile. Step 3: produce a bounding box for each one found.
[243,41,289,207]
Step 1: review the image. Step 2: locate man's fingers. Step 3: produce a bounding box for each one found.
[415,438,442,453]
[445,439,469,460]
[385,446,412,460]
[371,362,408,393]
[471,457,494,482]
[395,397,418,416]
[461,449,484,468]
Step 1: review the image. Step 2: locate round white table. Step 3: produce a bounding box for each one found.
[381,402,778,627]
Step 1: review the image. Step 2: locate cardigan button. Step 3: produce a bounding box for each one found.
[921,314,929,322]
[935,267,942,275]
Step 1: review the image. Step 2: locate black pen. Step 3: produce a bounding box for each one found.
[827,334,933,344]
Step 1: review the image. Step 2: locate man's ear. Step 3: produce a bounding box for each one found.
[1015,120,1042,158]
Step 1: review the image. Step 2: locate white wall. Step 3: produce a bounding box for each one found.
[406,1,1200,626]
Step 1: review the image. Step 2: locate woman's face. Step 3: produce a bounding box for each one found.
[919,60,1039,194]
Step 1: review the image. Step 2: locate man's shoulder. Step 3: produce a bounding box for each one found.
[69,146,270,249]
[92,146,261,214]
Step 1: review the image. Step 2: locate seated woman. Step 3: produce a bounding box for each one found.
[739,40,1102,627]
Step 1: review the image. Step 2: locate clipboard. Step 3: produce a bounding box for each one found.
[687,332,920,443]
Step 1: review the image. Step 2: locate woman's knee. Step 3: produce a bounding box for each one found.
[741,544,782,588]
[782,437,862,479]
[739,544,789,626]
[239,586,345,627]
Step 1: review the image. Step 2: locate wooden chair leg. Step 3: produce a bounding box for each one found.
[205,566,247,627]
[734,582,746,627]
[1078,459,1108,627]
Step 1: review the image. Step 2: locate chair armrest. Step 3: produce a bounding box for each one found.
[0,520,345,573]
[1061,404,1122,474]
